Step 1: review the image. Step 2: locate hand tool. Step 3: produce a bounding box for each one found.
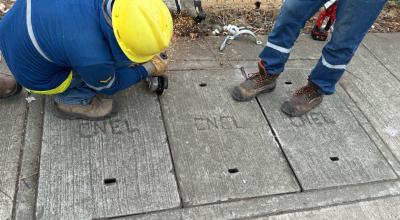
[311,0,337,41]
[147,52,169,95]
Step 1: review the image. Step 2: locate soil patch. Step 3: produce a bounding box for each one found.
[173,1,400,37]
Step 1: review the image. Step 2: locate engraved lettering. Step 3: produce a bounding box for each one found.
[195,115,244,131]
[110,119,123,135]
[304,114,312,124]
[322,113,336,124]
[125,120,139,133]
[232,116,244,129]
[79,121,96,138]
[79,119,140,137]
[290,112,336,127]
[94,121,107,135]
[290,117,305,127]
[220,116,233,129]
[194,117,208,131]
[206,117,219,129]
[310,112,323,125]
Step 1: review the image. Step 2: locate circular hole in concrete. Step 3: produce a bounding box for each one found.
[199,83,207,87]
[255,2,261,9]
[228,168,239,174]
[330,157,339,162]
[285,81,293,85]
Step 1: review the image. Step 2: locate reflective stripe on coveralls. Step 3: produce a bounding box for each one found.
[324,0,337,9]
[26,71,73,95]
[26,0,72,95]
[26,0,53,63]
[266,42,291,54]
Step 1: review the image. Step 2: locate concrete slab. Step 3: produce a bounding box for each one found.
[14,94,44,220]
[36,84,180,220]
[335,82,400,176]
[0,62,27,220]
[164,0,178,12]
[3,33,400,220]
[257,61,397,190]
[160,69,300,207]
[168,37,222,70]
[168,35,324,71]
[206,35,266,65]
[290,34,326,60]
[261,196,400,220]
[112,180,400,220]
[363,33,400,79]
[205,35,323,69]
[341,45,400,167]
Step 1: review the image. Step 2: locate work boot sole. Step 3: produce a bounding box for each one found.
[280,98,323,117]
[0,84,22,99]
[54,101,117,121]
[231,84,276,102]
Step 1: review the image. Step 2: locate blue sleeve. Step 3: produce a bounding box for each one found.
[75,64,149,95]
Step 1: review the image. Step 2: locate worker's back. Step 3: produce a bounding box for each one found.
[0,0,124,91]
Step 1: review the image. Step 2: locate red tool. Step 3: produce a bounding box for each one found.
[311,0,337,41]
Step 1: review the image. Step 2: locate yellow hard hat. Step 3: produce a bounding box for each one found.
[112,0,173,63]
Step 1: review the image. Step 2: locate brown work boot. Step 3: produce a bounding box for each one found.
[55,95,114,120]
[281,82,324,117]
[231,61,280,102]
[0,72,22,98]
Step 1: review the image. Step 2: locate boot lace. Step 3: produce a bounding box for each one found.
[246,72,267,87]
[294,84,319,101]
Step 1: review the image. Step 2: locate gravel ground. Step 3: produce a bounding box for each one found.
[174,1,400,37]
[1,0,399,37]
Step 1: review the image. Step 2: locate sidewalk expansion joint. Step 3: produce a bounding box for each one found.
[157,95,184,208]
[339,83,400,178]
[98,179,400,220]
[31,97,45,220]
[240,193,400,220]
[255,97,304,192]
[361,42,400,83]
[11,96,30,220]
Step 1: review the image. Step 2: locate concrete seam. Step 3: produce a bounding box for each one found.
[31,96,45,220]
[361,42,400,83]
[157,95,185,208]
[11,97,30,220]
[98,179,400,220]
[341,96,400,178]
[339,82,400,178]
[241,193,400,220]
[255,98,304,192]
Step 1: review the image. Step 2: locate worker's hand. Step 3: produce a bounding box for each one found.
[145,55,169,76]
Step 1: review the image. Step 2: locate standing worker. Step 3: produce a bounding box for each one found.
[0,0,173,120]
[231,0,387,117]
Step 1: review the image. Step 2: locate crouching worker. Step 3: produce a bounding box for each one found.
[0,0,173,120]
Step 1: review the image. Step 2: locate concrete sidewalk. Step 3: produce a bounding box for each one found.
[1,33,400,220]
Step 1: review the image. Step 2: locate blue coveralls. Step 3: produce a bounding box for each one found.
[0,0,148,105]
[259,0,387,94]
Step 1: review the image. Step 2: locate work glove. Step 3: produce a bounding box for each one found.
[143,55,169,76]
